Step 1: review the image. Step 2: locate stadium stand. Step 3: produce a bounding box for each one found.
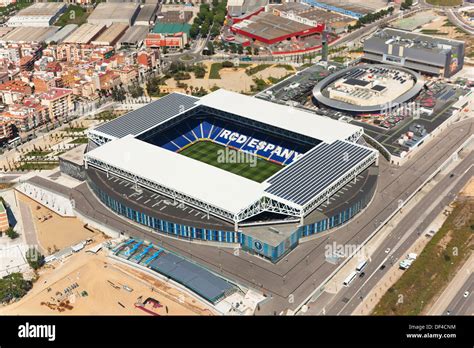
[145,116,311,166]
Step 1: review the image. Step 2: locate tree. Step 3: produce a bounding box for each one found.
[0,273,32,303]
[128,83,144,98]
[111,87,126,102]
[26,247,45,270]
[5,227,18,239]
[206,41,215,55]
[221,61,234,68]
[200,21,210,37]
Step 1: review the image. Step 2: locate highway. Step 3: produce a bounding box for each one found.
[446,9,474,35]
[310,150,473,315]
[446,274,474,315]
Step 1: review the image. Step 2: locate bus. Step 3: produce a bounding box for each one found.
[343,271,358,287]
[356,259,368,272]
[8,136,20,147]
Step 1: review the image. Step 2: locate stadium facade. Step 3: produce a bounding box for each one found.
[363,28,465,78]
[86,90,378,262]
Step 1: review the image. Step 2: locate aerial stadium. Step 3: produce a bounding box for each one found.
[313,64,425,114]
[86,89,379,262]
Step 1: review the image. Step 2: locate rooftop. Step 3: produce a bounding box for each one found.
[91,23,129,45]
[13,2,65,17]
[88,3,139,23]
[372,28,465,52]
[136,4,159,23]
[118,25,150,45]
[152,22,191,35]
[40,88,72,101]
[63,23,106,44]
[232,11,314,41]
[196,89,362,144]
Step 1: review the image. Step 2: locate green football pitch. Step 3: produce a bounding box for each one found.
[178,141,283,183]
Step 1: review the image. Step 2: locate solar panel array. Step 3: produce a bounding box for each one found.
[265,140,375,206]
[93,93,199,139]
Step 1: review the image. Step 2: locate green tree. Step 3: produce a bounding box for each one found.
[0,273,32,303]
[111,87,126,102]
[26,247,45,270]
[129,83,144,98]
[5,227,18,240]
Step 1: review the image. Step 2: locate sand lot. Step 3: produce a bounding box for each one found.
[165,63,292,93]
[0,251,214,315]
[459,177,474,197]
[17,193,95,254]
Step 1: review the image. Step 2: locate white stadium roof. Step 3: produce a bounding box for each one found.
[86,90,376,223]
[196,89,362,144]
[86,135,272,216]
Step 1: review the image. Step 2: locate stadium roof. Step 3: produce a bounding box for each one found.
[86,135,271,216]
[86,89,376,222]
[196,89,362,144]
[91,93,198,140]
[265,140,375,206]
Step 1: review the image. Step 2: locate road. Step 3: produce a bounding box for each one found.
[446,9,474,35]
[446,274,474,315]
[309,151,473,315]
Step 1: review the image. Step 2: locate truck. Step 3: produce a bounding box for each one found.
[399,259,414,270]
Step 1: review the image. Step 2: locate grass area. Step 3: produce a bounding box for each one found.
[17,162,59,171]
[0,0,32,16]
[54,5,89,27]
[209,62,252,79]
[69,138,88,144]
[274,64,294,71]
[298,63,314,70]
[178,141,283,183]
[25,150,51,157]
[332,56,347,63]
[372,199,474,315]
[65,127,87,133]
[426,0,462,5]
[209,63,224,79]
[94,111,120,121]
[420,29,440,34]
[180,54,194,61]
[245,64,271,76]
[268,74,292,85]
[442,19,456,27]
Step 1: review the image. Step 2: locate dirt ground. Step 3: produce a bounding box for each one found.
[459,177,474,197]
[165,63,291,93]
[18,193,96,254]
[0,250,214,315]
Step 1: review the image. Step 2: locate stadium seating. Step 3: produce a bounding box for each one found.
[146,116,311,166]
